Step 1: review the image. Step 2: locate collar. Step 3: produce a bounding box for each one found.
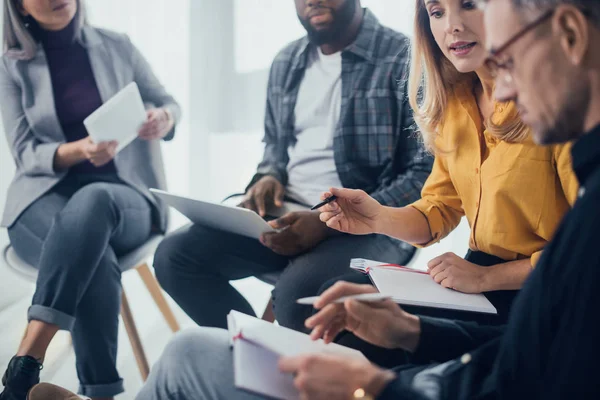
[289,8,381,71]
[571,123,600,186]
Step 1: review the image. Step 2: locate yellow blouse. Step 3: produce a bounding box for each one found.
[410,83,578,266]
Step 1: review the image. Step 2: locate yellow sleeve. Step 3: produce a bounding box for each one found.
[530,142,578,268]
[409,154,464,247]
[553,141,579,206]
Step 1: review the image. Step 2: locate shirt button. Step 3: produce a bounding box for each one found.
[475,168,479,174]
[461,353,472,364]
[578,187,586,198]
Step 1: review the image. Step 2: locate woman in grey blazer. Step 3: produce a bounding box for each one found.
[0,1,181,399]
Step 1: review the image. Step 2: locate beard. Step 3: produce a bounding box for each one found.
[534,80,590,145]
[298,0,357,46]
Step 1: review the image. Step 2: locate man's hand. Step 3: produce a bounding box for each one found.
[305,281,421,352]
[80,137,118,167]
[428,252,491,293]
[260,211,332,256]
[238,176,285,217]
[318,188,384,235]
[278,353,395,400]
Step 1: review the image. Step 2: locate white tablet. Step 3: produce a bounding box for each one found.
[84,82,147,153]
[150,189,276,240]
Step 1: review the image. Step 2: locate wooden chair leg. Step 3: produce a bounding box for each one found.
[136,263,180,333]
[261,297,275,323]
[121,289,150,381]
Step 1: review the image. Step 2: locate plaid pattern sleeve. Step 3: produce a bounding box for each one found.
[369,63,434,207]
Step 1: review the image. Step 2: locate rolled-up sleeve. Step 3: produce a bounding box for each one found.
[409,154,464,247]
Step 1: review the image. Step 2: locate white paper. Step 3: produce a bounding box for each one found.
[83,82,147,153]
[367,263,497,314]
[228,311,365,399]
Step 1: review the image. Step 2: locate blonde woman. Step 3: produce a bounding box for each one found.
[318,0,578,326]
[0,0,180,399]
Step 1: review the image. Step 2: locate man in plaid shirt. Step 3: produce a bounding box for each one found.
[154,0,432,333]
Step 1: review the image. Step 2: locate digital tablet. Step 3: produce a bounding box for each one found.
[150,189,276,240]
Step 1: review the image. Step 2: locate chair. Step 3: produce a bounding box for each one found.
[1,234,180,381]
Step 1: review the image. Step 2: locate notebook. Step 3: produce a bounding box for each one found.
[350,258,497,314]
[228,311,366,400]
[83,82,147,153]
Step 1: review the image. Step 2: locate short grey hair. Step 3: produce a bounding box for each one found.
[509,0,600,24]
[3,0,87,60]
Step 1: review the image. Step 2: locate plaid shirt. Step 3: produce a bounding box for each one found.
[250,9,432,208]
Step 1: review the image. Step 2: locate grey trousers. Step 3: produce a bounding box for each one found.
[7,173,152,398]
[136,327,264,400]
[137,328,446,400]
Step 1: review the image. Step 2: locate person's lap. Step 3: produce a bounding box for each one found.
[137,327,265,400]
[6,174,153,397]
[154,224,414,331]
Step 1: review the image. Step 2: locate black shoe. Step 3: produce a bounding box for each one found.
[0,356,43,400]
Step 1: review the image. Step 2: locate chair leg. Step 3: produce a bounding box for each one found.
[261,297,275,323]
[136,263,180,333]
[121,289,150,381]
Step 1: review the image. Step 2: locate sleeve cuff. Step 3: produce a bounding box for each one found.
[530,250,542,268]
[39,142,62,176]
[408,202,445,248]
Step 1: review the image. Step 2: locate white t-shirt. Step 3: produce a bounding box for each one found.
[285,47,343,206]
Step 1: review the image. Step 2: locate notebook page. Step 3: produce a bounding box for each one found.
[369,267,497,314]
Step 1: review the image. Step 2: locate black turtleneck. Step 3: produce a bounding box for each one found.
[31,18,116,174]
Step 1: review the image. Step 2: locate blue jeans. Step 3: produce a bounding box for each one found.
[7,173,152,398]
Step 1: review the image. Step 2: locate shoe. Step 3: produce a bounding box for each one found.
[27,383,82,400]
[0,356,42,400]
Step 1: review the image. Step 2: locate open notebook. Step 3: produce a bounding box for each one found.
[350,258,497,314]
[228,311,365,400]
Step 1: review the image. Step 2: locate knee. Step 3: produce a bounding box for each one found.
[65,183,117,220]
[161,327,229,369]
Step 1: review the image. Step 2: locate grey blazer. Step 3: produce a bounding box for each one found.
[0,25,181,231]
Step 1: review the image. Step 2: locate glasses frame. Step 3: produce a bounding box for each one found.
[484,9,555,82]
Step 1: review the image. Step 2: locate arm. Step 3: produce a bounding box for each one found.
[336,154,463,244]
[128,36,181,141]
[0,58,62,176]
[246,59,289,190]
[369,55,433,208]
[528,142,578,265]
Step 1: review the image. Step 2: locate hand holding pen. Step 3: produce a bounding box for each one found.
[313,187,385,236]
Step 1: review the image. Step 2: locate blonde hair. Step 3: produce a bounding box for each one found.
[408,0,528,153]
[3,0,87,60]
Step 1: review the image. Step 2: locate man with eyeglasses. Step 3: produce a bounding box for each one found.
[20,0,600,399]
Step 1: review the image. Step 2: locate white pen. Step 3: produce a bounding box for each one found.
[296,292,391,305]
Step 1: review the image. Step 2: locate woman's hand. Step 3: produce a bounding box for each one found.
[80,137,118,167]
[138,107,174,140]
[278,353,395,400]
[305,281,421,352]
[318,188,384,235]
[428,252,490,293]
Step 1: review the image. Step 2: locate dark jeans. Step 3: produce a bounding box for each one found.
[153,224,414,332]
[317,251,518,368]
[7,173,152,398]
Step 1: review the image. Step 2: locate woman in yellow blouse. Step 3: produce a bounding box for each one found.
[318,0,577,324]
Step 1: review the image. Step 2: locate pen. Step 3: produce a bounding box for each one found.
[310,195,338,211]
[296,293,391,305]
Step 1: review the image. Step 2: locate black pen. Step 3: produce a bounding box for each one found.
[310,195,338,211]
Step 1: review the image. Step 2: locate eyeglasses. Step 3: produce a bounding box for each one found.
[484,9,555,83]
